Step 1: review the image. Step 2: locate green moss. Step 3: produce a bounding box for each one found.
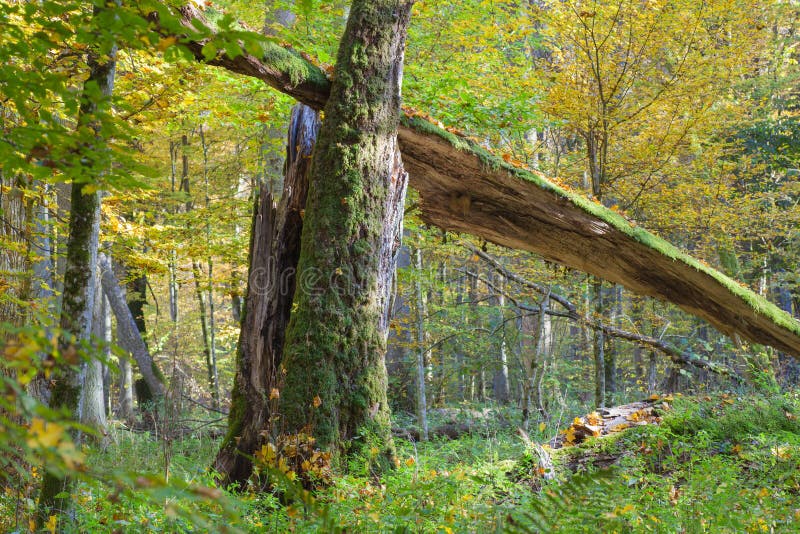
[218,379,248,452]
[261,43,331,89]
[277,0,406,470]
[402,114,800,340]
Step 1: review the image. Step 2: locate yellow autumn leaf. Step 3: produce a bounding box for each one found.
[45,515,57,534]
[81,184,100,195]
[27,418,64,449]
[618,503,635,514]
[157,36,177,52]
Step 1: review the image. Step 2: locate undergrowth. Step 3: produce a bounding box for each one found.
[4,392,799,532]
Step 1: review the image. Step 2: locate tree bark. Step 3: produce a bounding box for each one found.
[591,278,606,408]
[82,271,109,434]
[278,0,412,467]
[491,270,510,404]
[117,353,134,421]
[192,260,217,404]
[37,26,115,523]
[467,269,480,401]
[214,104,319,485]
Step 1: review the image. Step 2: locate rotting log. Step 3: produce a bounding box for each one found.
[163,5,800,357]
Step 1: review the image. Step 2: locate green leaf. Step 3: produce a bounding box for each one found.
[299,0,314,19]
[201,42,218,60]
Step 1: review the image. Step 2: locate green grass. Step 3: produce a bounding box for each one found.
[509,392,800,533]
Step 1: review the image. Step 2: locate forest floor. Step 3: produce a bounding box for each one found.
[4,391,800,533]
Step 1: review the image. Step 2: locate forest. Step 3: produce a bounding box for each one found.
[2,0,800,532]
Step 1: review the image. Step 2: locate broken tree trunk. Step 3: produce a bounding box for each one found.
[213,103,319,486]
[165,4,800,357]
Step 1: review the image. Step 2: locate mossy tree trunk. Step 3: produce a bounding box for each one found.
[170,4,800,358]
[37,29,116,524]
[214,104,319,486]
[278,0,413,466]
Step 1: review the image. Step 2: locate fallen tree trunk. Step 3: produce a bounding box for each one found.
[551,397,668,449]
[97,253,165,399]
[159,5,800,357]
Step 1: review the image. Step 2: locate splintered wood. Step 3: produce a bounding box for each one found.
[552,395,672,449]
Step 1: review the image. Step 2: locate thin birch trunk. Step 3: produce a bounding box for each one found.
[414,246,429,441]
